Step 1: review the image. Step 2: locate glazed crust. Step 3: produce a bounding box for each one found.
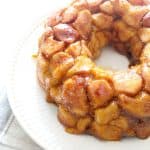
[37,0,150,141]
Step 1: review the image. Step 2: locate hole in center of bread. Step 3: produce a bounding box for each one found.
[94,46,129,71]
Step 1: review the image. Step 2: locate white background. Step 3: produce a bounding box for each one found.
[0,0,71,87]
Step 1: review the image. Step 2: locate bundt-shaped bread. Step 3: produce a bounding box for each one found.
[37,0,150,141]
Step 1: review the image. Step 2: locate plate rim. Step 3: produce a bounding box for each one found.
[7,17,49,150]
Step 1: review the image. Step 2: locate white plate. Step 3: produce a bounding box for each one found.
[7,6,150,150]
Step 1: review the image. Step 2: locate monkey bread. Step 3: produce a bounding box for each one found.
[37,0,150,141]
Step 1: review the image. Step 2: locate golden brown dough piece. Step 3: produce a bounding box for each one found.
[37,0,150,141]
[113,70,142,96]
[119,92,150,118]
[73,9,92,40]
[88,79,114,108]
